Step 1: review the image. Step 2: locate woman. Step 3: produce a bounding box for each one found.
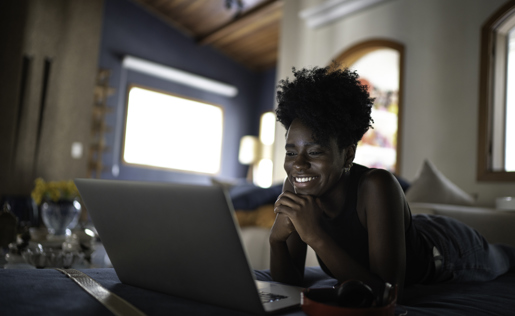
[269,64,515,301]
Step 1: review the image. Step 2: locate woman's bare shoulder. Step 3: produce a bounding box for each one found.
[358,168,403,194]
[356,168,409,227]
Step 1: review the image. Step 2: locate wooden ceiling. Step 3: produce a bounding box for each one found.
[131,0,283,72]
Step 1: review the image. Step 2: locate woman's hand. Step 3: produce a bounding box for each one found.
[274,191,326,246]
[270,205,296,243]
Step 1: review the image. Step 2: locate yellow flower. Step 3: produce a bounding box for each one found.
[31,178,79,205]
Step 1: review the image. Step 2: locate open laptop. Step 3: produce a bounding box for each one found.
[75,179,302,315]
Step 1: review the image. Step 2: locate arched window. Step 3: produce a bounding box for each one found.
[478,0,515,181]
[335,39,404,174]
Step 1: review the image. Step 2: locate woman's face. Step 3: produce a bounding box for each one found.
[284,119,349,197]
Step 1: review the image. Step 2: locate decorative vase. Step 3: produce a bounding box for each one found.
[41,199,81,238]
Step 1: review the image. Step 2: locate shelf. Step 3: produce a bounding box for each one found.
[87,68,114,179]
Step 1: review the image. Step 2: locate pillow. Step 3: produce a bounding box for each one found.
[235,205,276,228]
[210,177,249,192]
[405,159,475,206]
[393,174,410,192]
[230,184,283,210]
[211,178,283,210]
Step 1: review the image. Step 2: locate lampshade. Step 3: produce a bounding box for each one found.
[259,112,276,145]
[238,136,260,165]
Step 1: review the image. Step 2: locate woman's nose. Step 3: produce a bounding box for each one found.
[293,154,310,170]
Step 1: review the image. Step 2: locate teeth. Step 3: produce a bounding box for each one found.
[296,177,316,183]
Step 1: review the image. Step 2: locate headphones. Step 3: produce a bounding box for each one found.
[301,280,396,316]
[336,280,377,307]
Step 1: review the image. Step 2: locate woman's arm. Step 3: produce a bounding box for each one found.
[275,169,407,298]
[269,179,307,286]
[359,169,407,295]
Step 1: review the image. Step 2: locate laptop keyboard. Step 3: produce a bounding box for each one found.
[259,291,288,303]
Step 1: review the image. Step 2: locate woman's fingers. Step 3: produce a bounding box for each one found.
[270,213,296,242]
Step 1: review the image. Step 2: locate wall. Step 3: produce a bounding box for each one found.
[0,0,104,196]
[273,0,515,206]
[98,0,276,185]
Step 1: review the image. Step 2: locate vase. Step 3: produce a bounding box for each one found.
[41,199,81,237]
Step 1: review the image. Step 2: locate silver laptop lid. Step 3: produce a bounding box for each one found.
[75,178,265,314]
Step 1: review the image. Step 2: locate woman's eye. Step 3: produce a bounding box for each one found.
[309,151,322,156]
[286,152,296,157]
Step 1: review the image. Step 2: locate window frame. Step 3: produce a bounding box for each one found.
[334,39,405,174]
[477,0,515,181]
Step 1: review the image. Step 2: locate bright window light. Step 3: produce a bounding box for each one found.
[505,29,515,171]
[259,112,276,145]
[238,136,260,165]
[123,87,223,174]
[350,48,400,172]
[254,159,273,188]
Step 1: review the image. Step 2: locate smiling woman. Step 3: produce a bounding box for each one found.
[122,86,224,174]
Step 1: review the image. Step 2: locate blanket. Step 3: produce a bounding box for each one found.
[2,267,515,315]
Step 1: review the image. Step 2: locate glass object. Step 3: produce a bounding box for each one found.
[21,247,85,269]
[0,196,38,228]
[0,202,17,248]
[41,199,81,237]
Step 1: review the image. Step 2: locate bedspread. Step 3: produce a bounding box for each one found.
[2,267,515,315]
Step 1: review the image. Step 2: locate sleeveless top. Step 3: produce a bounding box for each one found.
[316,164,432,286]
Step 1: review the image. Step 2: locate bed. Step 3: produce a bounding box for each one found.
[2,266,515,315]
[3,165,515,315]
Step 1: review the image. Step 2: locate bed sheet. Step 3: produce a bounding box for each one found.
[2,267,515,315]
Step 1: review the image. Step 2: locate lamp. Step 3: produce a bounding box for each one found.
[238,136,260,165]
[238,112,276,188]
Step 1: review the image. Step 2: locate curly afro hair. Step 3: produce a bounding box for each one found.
[275,64,374,150]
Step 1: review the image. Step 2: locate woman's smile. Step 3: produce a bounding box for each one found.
[293,176,320,193]
[295,176,319,183]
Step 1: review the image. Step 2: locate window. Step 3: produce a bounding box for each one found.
[478,1,515,181]
[122,86,223,174]
[506,29,515,171]
[335,39,404,173]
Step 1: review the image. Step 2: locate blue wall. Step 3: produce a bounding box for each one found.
[98,0,276,185]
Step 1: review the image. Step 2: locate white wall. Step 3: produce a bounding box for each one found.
[273,0,515,207]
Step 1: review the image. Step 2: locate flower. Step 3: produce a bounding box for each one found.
[31,178,80,205]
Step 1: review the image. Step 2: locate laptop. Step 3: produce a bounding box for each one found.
[75,178,302,315]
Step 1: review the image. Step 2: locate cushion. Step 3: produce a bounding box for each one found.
[393,174,410,192]
[229,183,282,211]
[235,205,276,228]
[405,159,475,206]
[212,178,281,228]
[210,177,250,192]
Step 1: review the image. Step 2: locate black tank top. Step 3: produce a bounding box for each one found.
[316,164,431,286]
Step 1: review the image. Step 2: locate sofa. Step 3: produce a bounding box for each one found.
[409,202,515,246]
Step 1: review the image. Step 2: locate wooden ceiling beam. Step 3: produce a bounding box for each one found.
[222,31,279,58]
[209,11,281,51]
[198,0,282,45]
[236,44,278,64]
[213,18,279,51]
